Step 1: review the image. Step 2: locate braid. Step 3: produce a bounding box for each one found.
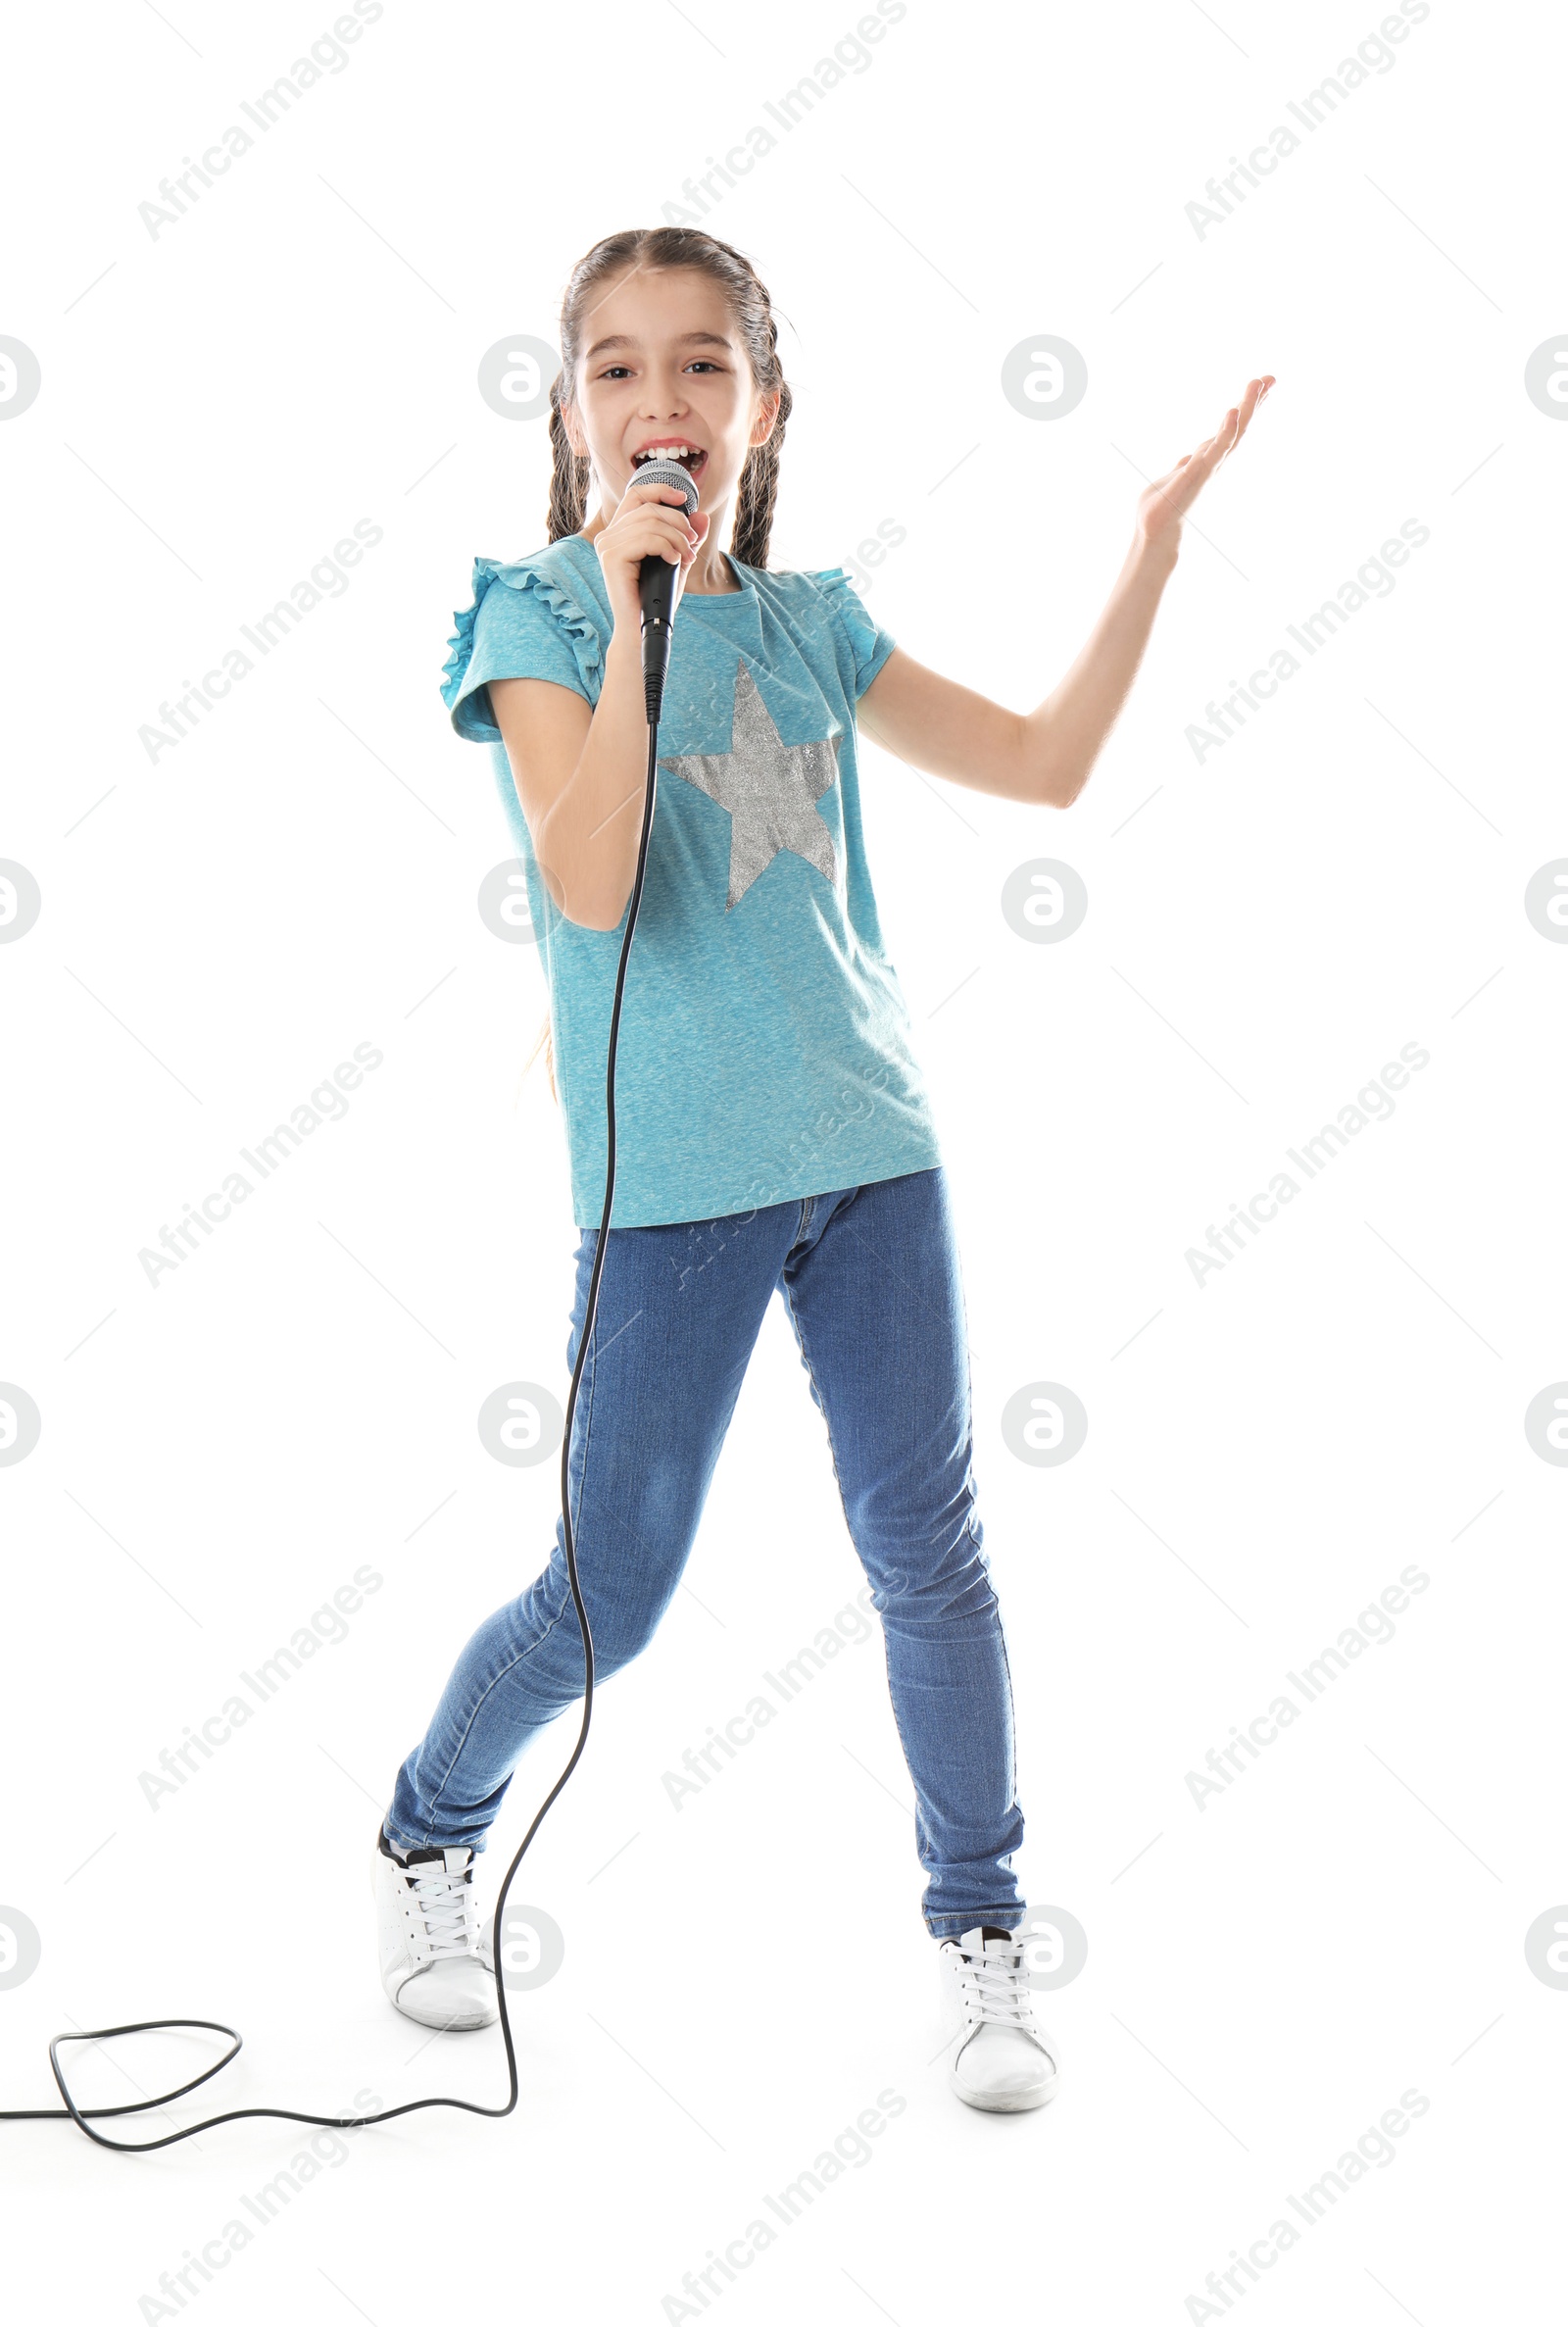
[546,374,590,544]
[548,226,792,567]
[730,314,791,570]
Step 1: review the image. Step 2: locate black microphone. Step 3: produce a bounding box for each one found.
[634,456,701,725]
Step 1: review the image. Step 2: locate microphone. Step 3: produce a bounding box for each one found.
[634,456,701,725]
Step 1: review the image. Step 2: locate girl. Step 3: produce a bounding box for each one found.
[373,224,1270,2114]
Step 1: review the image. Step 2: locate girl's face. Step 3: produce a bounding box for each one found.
[564,267,777,524]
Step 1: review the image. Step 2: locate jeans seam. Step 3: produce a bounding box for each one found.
[784,1217,1012,1940]
[417,1243,604,1844]
[781,1272,959,1931]
[780,1275,855,1545]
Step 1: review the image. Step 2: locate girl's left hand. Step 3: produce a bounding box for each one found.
[1136,374,1274,555]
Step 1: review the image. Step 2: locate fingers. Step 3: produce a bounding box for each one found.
[1142,373,1274,535]
[620,476,700,561]
[1222,373,1274,457]
[622,487,698,530]
[1190,376,1268,477]
[1155,423,1229,516]
[1163,374,1275,485]
[1178,428,1227,487]
[623,477,698,508]
[599,501,699,570]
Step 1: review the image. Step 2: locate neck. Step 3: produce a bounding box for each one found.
[684,549,738,593]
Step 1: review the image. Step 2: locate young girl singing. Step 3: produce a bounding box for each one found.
[372,224,1270,2114]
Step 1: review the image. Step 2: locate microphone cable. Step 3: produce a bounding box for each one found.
[1,553,680,2151]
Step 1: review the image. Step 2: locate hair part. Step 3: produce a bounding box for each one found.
[546,226,791,569]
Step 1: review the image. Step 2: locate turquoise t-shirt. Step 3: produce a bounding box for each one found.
[440,530,943,1229]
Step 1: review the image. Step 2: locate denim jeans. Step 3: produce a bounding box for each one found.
[384,1165,1025,1939]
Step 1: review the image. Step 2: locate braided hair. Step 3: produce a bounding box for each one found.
[546,226,792,568]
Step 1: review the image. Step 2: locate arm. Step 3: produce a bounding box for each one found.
[490,637,650,932]
[857,374,1273,811]
[488,476,708,931]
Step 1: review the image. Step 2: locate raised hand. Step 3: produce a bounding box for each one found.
[1136,374,1274,553]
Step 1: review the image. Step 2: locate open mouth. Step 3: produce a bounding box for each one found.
[631,443,708,481]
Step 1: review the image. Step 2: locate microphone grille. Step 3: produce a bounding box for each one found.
[630,456,700,517]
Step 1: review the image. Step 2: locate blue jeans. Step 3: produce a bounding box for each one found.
[385,1166,1025,1939]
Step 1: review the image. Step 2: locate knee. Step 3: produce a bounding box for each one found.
[534,1462,701,1666]
[539,1553,672,1676]
[877,1520,998,1626]
[541,1582,653,1676]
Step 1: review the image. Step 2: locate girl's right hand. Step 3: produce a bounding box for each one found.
[593,477,709,635]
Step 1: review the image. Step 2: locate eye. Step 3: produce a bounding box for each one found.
[595,360,723,380]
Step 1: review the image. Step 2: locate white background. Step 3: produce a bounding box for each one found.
[3,1,1564,2320]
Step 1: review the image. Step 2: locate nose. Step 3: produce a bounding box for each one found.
[638,364,690,419]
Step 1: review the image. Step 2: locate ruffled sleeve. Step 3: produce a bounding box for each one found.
[805,567,897,701]
[439,549,608,743]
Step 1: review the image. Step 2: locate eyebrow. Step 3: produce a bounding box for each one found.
[583,329,734,362]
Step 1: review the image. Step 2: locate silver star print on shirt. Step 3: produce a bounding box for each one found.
[660,659,843,911]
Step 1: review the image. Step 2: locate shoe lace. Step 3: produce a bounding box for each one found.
[954,1941,1035,2030]
[408,1863,478,1959]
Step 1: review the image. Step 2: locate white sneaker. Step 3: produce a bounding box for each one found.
[372,1828,499,2031]
[938,1925,1060,2113]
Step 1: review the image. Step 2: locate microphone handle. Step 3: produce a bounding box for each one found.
[638,550,678,725]
[629,457,699,725]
